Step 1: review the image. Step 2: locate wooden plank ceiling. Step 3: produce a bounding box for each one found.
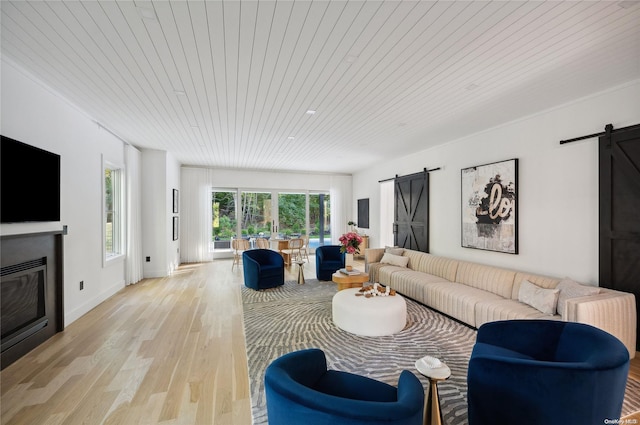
[1,1,639,173]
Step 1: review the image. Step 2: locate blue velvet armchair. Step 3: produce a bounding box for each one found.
[242,249,284,290]
[315,245,345,281]
[265,348,424,425]
[467,320,630,425]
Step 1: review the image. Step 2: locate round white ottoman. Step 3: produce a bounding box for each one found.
[332,287,407,336]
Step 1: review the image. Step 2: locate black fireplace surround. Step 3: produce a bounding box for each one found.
[0,231,64,369]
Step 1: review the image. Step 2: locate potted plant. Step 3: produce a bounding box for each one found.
[347,220,357,233]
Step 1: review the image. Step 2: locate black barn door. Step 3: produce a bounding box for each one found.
[394,171,429,252]
[599,124,640,350]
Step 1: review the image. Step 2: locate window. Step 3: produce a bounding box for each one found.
[309,192,330,247]
[211,189,237,251]
[241,191,272,239]
[278,192,306,238]
[104,161,124,263]
[209,189,331,256]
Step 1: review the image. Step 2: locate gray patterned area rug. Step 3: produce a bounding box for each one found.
[242,280,640,425]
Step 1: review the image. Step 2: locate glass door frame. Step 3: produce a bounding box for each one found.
[239,190,273,247]
[309,191,331,251]
[211,188,238,258]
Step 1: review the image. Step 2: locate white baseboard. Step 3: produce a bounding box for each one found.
[143,269,168,278]
[64,279,125,326]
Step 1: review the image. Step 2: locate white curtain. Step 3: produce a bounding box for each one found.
[330,175,352,244]
[181,167,214,263]
[379,180,395,247]
[125,145,143,285]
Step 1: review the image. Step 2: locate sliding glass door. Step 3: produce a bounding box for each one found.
[211,190,236,252]
[210,189,331,256]
[309,192,331,249]
[277,192,306,238]
[240,191,272,243]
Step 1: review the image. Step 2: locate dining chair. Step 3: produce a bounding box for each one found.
[282,238,303,265]
[256,237,270,249]
[231,238,250,270]
[299,234,310,261]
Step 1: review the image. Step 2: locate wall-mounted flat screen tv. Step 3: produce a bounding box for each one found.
[1,135,61,223]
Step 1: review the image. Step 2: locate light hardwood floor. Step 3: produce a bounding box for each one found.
[1,258,639,424]
[1,259,267,425]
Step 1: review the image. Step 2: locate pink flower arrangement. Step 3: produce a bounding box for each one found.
[339,232,363,254]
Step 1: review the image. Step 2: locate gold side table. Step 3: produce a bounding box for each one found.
[415,356,451,425]
[294,260,306,285]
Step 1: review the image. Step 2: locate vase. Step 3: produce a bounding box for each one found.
[345,253,354,268]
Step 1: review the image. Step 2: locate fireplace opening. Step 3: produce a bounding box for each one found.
[1,258,48,353]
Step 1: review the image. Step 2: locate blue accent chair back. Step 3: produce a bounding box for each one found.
[315,245,345,281]
[467,319,630,425]
[265,348,424,425]
[242,249,284,290]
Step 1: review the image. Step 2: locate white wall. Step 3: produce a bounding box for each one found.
[141,150,166,277]
[206,168,344,192]
[166,153,181,273]
[141,149,181,277]
[1,60,126,325]
[353,80,640,285]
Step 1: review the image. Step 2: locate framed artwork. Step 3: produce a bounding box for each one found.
[461,158,518,254]
[173,189,179,213]
[173,216,179,241]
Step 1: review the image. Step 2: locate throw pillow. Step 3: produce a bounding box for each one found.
[556,278,600,317]
[518,279,560,315]
[385,246,405,256]
[380,253,409,268]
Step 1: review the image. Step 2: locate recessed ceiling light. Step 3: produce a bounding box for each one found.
[136,6,157,21]
[306,109,316,115]
[287,136,295,140]
[344,55,359,64]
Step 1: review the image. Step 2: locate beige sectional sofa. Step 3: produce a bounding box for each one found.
[365,247,637,358]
